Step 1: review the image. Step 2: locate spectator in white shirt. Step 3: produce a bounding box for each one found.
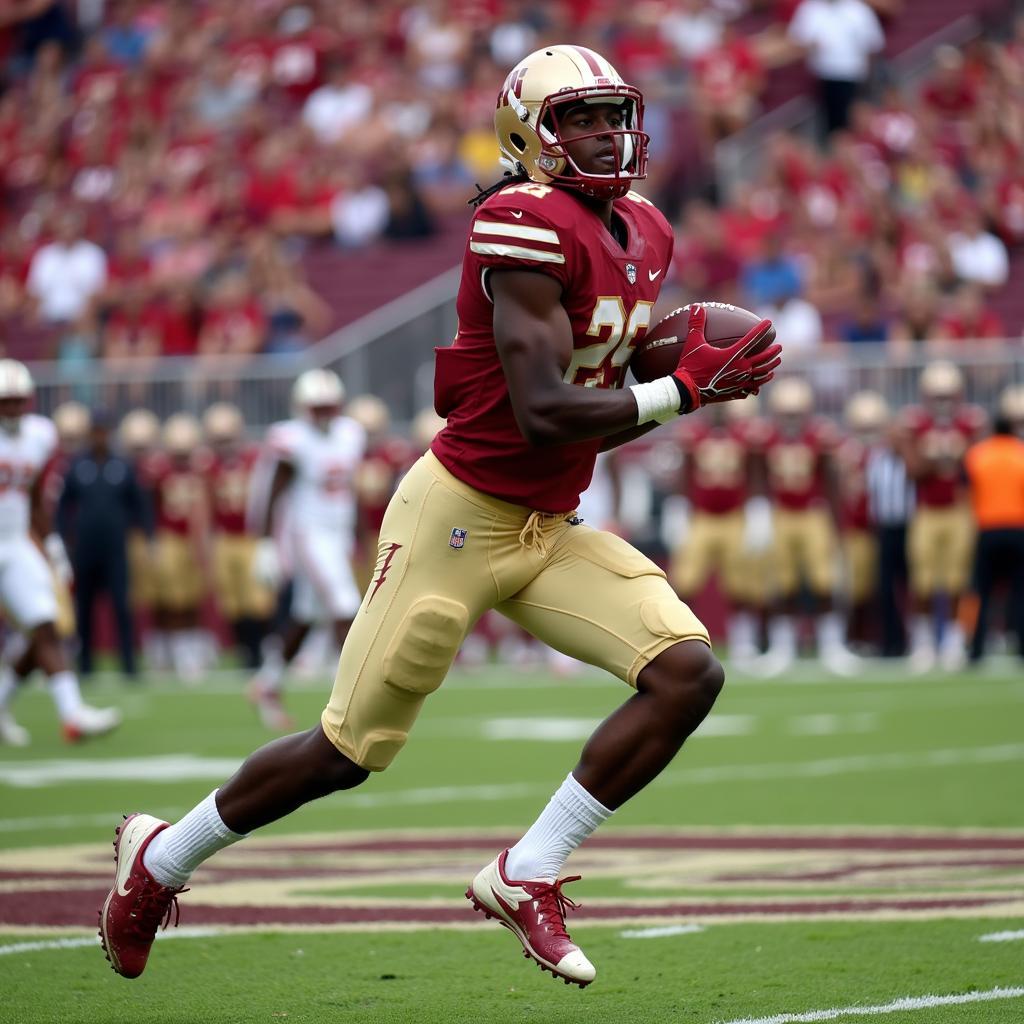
[302,60,374,146]
[27,211,108,325]
[947,207,1009,289]
[788,0,885,137]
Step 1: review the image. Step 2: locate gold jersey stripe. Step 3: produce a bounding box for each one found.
[472,221,561,245]
[469,241,566,264]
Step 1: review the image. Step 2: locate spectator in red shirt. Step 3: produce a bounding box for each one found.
[935,284,1007,343]
[198,271,266,363]
[692,23,763,142]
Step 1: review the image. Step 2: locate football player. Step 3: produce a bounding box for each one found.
[150,413,211,682]
[899,361,986,671]
[245,369,366,730]
[754,377,860,676]
[347,395,415,589]
[669,397,771,666]
[99,45,779,987]
[197,403,274,669]
[838,391,889,648]
[118,409,162,667]
[0,361,121,746]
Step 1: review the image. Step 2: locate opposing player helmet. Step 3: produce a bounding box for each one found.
[346,394,390,436]
[119,408,160,452]
[495,45,648,201]
[845,391,889,431]
[202,402,244,444]
[163,412,201,457]
[292,369,345,416]
[0,359,33,433]
[53,401,91,444]
[768,377,813,417]
[919,360,963,399]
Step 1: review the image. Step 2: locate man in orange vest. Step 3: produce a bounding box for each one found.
[964,389,1024,663]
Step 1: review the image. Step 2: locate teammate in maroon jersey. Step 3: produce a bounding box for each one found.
[668,399,771,666]
[196,404,274,669]
[754,377,861,677]
[898,361,987,671]
[148,414,211,683]
[99,44,780,987]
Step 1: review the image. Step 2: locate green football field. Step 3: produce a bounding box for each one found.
[1,659,1022,1023]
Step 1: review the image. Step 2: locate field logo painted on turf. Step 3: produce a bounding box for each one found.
[1,828,1022,934]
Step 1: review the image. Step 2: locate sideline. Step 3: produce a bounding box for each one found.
[716,985,1024,1024]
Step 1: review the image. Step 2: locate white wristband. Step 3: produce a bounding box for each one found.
[630,377,682,425]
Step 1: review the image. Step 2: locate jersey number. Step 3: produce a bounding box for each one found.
[565,297,653,388]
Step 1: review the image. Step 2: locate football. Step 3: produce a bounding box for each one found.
[630,302,775,384]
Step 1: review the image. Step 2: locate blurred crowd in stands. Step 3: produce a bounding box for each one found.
[0,0,1020,375]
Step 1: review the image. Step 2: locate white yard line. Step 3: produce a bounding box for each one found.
[1,743,1021,797]
[657,743,1024,789]
[0,809,186,833]
[979,929,1024,943]
[715,985,1024,1024]
[620,924,706,939]
[0,928,222,957]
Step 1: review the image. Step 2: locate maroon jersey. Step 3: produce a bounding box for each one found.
[197,446,259,536]
[431,183,674,513]
[902,404,986,508]
[151,455,204,536]
[676,420,751,515]
[760,419,840,511]
[835,436,870,529]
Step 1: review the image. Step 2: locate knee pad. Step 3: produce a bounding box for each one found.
[382,596,468,698]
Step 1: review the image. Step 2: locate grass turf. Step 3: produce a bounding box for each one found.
[2,919,1023,1024]
[0,661,1022,1022]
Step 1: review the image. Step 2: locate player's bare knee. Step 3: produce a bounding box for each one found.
[641,640,724,714]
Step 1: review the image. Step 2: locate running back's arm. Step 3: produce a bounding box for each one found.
[491,270,646,446]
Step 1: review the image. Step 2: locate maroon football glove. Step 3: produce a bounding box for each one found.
[672,305,782,410]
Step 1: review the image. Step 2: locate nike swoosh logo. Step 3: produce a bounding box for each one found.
[116,830,142,897]
[510,210,523,219]
[648,268,662,281]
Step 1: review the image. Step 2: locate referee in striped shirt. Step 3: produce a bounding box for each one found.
[866,426,916,657]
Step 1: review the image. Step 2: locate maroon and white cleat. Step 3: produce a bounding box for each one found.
[466,849,595,987]
[98,813,185,979]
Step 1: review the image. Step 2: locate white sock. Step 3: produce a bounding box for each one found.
[0,665,17,710]
[48,671,83,722]
[504,773,612,882]
[256,646,286,692]
[143,790,247,887]
[768,616,797,658]
[910,615,933,653]
[728,611,757,658]
[816,611,845,653]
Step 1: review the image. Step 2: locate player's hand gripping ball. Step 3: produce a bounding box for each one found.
[631,302,780,407]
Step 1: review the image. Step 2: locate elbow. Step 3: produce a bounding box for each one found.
[515,407,563,447]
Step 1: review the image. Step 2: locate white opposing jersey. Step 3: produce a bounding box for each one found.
[266,416,366,533]
[0,414,57,538]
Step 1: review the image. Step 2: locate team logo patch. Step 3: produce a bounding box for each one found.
[625,263,637,284]
[449,528,468,549]
[567,515,584,526]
